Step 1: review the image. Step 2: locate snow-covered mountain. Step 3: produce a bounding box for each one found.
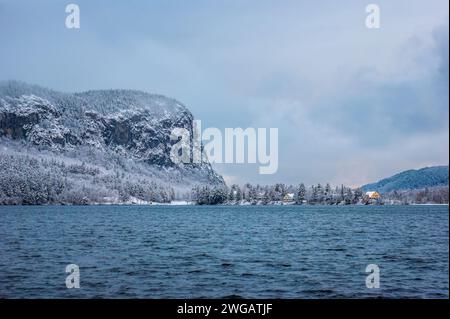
[361,166,449,194]
[0,81,224,204]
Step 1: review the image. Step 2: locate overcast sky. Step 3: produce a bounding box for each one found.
[0,0,448,186]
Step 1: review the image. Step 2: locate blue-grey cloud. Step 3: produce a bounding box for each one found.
[0,0,448,186]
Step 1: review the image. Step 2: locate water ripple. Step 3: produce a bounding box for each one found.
[0,205,448,298]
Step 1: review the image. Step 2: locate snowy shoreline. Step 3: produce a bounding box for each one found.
[1,202,447,206]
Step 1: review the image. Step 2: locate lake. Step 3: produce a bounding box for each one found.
[0,205,448,298]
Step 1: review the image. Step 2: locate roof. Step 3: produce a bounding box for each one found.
[365,191,380,198]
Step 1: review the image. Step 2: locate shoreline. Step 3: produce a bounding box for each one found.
[1,203,448,207]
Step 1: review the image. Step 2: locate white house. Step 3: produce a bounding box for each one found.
[283,193,295,202]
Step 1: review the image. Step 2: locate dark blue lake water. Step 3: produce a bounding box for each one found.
[0,205,448,298]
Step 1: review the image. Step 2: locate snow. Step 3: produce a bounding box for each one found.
[0,81,225,204]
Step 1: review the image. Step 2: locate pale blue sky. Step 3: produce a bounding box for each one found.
[0,0,448,186]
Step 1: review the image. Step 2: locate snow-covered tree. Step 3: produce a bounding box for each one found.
[296,183,306,204]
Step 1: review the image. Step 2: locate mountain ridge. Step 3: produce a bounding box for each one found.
[361,165,449,194]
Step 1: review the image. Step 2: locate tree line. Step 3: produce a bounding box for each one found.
[190,183,448,205]
[1,152,447,205]
[0,153,175,205]
[191,183,366,205]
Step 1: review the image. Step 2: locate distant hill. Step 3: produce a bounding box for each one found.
[361,166,449,194]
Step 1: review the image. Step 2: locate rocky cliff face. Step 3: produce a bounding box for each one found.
[0,81,224,192]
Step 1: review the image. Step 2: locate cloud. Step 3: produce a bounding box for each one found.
[0,0,448,186]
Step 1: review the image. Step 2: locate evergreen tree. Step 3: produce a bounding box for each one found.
[324,183,332,204]
[353,188,363,204]
[235,186,242,201]
[310,185,318,204]
[296,183,306,204]
[316,183,324,204]
[339,185,345,204]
